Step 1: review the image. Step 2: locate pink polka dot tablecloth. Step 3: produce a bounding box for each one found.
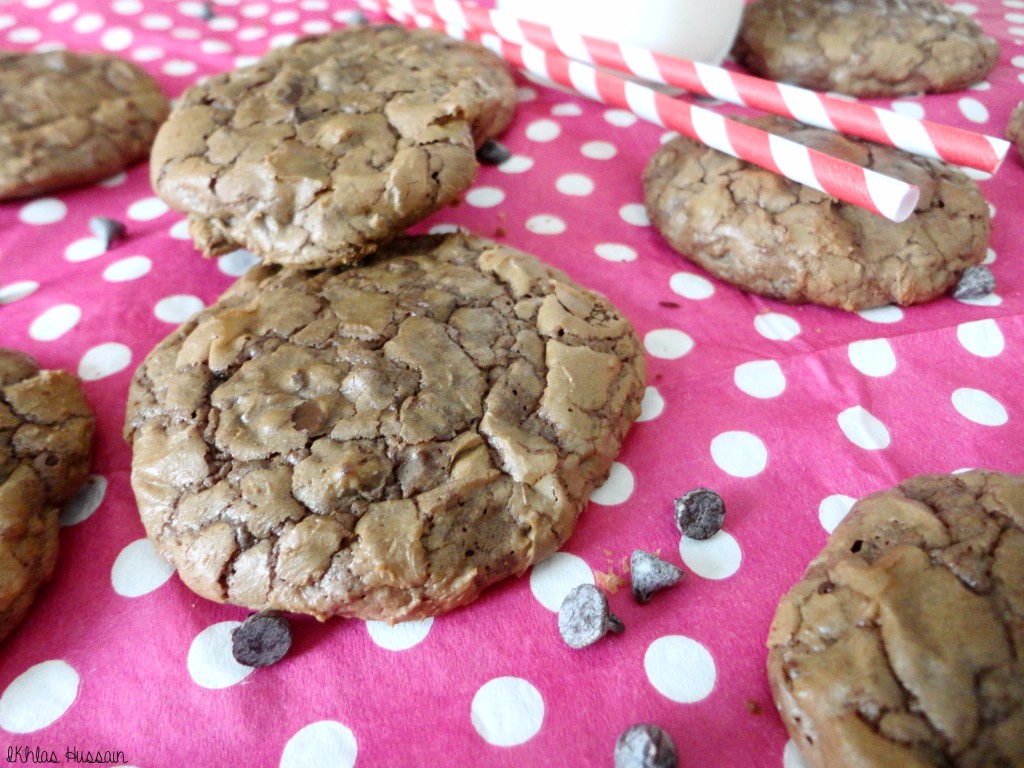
[1,1,1023,766]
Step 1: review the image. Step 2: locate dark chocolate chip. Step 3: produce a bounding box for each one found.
[88,216,126,251]
[953,265,996,299]
[558,584,624,649]
[198,1,215,20]
[614,724,678,768]
[231,610,292,667]
[476,139,512,166]
[673,487,725,540]
[629,550,684,604]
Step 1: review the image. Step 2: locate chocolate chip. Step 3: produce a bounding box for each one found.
[558,584,624,649]
[673,487,725,540]
[953,265,996,299]
[476,139,512,166]
[88,216,126,251]
[198,1,215,20]
[629,550,684,604]
[614,723,678,768]
[231,610,292,667]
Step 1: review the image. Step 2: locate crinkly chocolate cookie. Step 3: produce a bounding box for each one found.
[642,117,990,311]
[0,51,169,200]
[767,471,1024,768]
[1,349,95,643]
[124,233,646,622]
[732,0,999,97]
[151,25,517,269]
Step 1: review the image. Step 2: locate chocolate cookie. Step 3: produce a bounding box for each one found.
[0,51,169,200]
[1007,101,1024,158]
[732,0,999,98]
[642,117,990,311]
[767,471,1024,768]
[151,25,517,269]
[124,233,646,622]
[1,349,95,643]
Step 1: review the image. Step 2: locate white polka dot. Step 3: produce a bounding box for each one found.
[100,26,132,50]
[471,677,544,747]
[710,431,767,478]
[581,140,617,160]
[669,272,714,300]
[200,38,233,55]
[0,281,39,305]
[300,20,331,35]
[111,0,142,13]
[154,294,204,323]
[0,15,12,30]
[280,721,358,768]
[270,9,299,23]
[644,636,716,703]
[951,388,1008,426]
[956,292,1002,308]
[530,552,594,611]
[958,97,989,123]
[889,100,926,119]
[679,530,742,580]
[551,103,582,117]
[29,304,81,341]
[848,338,896,377]
[8,27,43,44]
[496,155,534,173]
[163,59,199,77]
[236,27,266,41]
[783,739,812,768]
[818,494,856,533]
[72,12,103,33]
[524,119,560,142]
[589,462,634,505]
[240,2,269,17]
[957,319,1004,357]
[48,2,78,23]
[837,406,891,450]
[983,248,996,266]
[19,197,67,225]
[604,109,638,127]
[127,197,169,221]
[132,46,165,62]
[465,186,505,207]
[644,328,693,359]
[269,33,299,49]
[187,621,255,689]
[366,618,433,651]
[524,214,566,235]
[0,660,79,733]
[594,243,637,262]
[208,15,239,31]
[78,342,131,381]
[111,538,175,597]
[139,12,172,29]
[60,475,107,527]
[64,237,106,263]
[555,173,594,196]
[754,312,801,341]
[169,219,191,240]
[733,359,785,399]
[619,203,649,226]
[218,249,261,277]
[99,171,127,187]
[636,386,665,422]
[857,305,904,324]
[104,255,152,282]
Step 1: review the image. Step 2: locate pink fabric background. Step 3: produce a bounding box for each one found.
[1,1,1022,765]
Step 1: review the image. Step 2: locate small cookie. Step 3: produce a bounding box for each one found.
[1,349,95,643]
[151,25,517,269]
[0,51,169,200]
[124,233,646,622]
[1007,101,1024,158]
[767,471,1024,768]
[642,117,990,311]
[732,0,999,97]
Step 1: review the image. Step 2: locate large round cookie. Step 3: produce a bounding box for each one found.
[642,117,991,311]
[767,471,1024,768]
[0,51,169,201]
[732,0,999,97]
[124,233,647,622]
[1,349,95,643]
[151,25,517,270]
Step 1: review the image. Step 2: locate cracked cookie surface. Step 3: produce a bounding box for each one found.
[0,50,169,201]
[642,116,990,311]
[767,470,1024,768]
[1,349,95,643]
[150,25,517,269]
[732,0,999,97]
[124,233,646,622]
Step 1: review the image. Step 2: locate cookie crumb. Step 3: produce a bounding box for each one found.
[744,699,763,715]
[231,610,292,668]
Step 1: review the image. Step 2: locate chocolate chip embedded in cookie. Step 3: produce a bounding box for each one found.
[0,51,169,201]
[1,349,95,643]
[767,471,1024,768]
[732,0,999,97]
[642,116,991,311]
[150,25,517,270]
[124,233,646,623]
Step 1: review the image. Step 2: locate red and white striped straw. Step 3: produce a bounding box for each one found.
[367,2,920,222]
[382,0,1009,175]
